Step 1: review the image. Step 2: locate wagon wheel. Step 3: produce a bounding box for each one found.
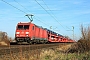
[27,40,32,45]
[29,41,32,45]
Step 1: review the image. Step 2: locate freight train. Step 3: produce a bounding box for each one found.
[15,22,75,44]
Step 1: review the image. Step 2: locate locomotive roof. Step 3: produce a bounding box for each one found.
[18,22,32,25]
[18,22,45,29]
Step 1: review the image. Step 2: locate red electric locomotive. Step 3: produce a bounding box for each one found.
[15,22,75,44]
[15,22,48,44]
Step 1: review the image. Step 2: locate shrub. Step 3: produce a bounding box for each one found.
[77,39,90,52]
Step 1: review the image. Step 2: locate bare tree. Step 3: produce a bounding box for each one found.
[87,26,90,40]
[81,25,86,40]
[80,24,90,40]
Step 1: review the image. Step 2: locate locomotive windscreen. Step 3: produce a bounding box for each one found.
[17,25,29,30]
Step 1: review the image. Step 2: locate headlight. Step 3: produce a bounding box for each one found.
[16,32,20,34]
[26,35,28,36]
[26,32,29,34]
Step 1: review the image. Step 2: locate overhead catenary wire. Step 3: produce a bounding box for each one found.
[14,0,67,31]
[36,0,72,30]
[42,0,72,30]
[1,0,70,31]
[35,0,66,29]
[1,0,27,14]
[13,0,50,27]
[34,16,49,26]
[1,0,42,24]
[41,0,55,16]
[1,0,65,30]
[13,0,32,13]
[1,0,51,28]
[41,0,66,31]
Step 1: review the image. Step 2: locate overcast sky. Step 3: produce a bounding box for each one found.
[0,0,90,40]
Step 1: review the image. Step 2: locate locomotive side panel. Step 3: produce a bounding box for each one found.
[33,26,41,43]
[39,28,44,43]
[43,29,48,43]
[35,26,40,39]
[29,23,35,40]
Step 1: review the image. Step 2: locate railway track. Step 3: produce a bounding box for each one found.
[0,43,72,49]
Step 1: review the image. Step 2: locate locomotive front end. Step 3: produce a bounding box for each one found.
[15,22,30,43]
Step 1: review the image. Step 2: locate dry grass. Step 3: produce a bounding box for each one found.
[0,41,8,46]
[56,44,72,52]
[40,49,55,60]
[39,48,90,60]
[0,40,10,46]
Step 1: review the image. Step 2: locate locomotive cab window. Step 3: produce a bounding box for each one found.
[24,25,29,29]
[17,25,29,30]
[17,25,23,29]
